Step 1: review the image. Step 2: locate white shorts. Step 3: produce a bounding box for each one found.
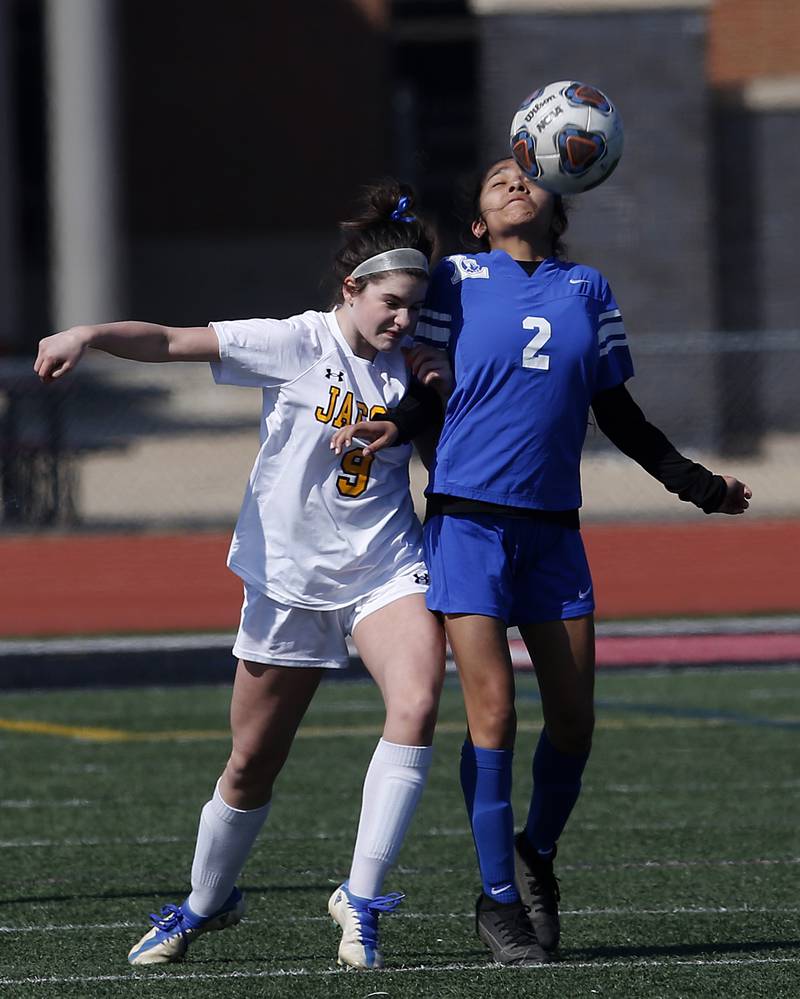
[232,561,430,670]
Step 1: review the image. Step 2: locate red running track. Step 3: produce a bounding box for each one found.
[1,519,799,639]
[511,633,800,669]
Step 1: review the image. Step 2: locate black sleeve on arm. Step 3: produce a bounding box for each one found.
[383,377,445,444]
[591,384,727,514]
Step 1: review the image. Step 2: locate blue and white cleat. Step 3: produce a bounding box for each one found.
[328,881,404,970]
[127,887,245,965]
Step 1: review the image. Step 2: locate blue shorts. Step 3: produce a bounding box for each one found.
[423,513,595,625]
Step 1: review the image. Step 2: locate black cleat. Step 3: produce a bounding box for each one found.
[514,833,561,952]
[475,892,554,966]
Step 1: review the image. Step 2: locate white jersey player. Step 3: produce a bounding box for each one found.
[34,183,450,971]
[212,308,424,615]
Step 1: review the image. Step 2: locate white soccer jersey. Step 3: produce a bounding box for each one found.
[210,309,423,609]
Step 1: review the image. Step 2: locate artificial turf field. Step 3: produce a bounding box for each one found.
[1,665,798,998]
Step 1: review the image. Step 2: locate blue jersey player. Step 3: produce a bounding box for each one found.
[331,157,752,966]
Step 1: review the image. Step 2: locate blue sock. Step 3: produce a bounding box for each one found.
[524,729,589,854]
[461,742,519,904]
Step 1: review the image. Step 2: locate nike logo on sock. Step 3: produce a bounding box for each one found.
[490,884,513,895]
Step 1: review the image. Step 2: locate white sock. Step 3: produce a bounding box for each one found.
[187,780,271,916]
[347,739,433,900]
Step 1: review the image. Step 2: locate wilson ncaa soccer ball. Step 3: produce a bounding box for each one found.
[510,81,623,195]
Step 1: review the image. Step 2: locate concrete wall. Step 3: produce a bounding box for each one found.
[120,1,391,323]
[477,7,714,335]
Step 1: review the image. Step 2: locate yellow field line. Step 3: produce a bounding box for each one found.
[0,719,139,741]
[0,715,782,744]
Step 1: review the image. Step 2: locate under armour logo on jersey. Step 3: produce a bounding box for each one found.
[413,571,430,586]
[325,368,345,382]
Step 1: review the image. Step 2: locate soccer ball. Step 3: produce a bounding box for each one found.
[509,81,623,195]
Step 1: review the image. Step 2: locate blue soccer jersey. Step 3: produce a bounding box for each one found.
[414,250,634,510]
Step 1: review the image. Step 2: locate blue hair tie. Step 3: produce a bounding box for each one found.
[391,195,415,222]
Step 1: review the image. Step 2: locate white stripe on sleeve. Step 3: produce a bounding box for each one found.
[420,308,452,324]
[415,322,451,345]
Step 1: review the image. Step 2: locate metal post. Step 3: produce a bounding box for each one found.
[45,0,123,329]
[42,0,123,523]
[0,0,19,352]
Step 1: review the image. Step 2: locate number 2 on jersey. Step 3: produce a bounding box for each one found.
[521,316,551,370]
[337,449,375,498]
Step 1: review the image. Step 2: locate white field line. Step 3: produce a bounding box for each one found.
[600,780,800,792]
[0,799,92,809]
[2,780,799,811]
[0,778,800,812]
[3,819,800,864]
[1,956,799,986]
[0,823,698,843]
[0,835,184,849]
[2,906,799,934]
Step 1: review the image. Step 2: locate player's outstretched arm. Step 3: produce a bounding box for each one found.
[330,421,400,456]
[35,322,220,382]
[592,384,753,515]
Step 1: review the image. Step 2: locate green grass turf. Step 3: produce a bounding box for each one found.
[0,666,798,998]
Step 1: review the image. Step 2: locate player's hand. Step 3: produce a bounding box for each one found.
[716,476,752,514]
[330,421,399,456]
[402,345,453,400]
[34,328,90,382]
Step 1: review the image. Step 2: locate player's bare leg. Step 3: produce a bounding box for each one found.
[445,613,516,750]
[445,614,550,965]
[355,594,445,746]
[328,595,445,969]
[514,613,595,951]
[519,614,595,756]
[222,659,324,808]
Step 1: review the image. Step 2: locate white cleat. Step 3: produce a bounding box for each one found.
[127,887,245,965]
[328,881,404,970]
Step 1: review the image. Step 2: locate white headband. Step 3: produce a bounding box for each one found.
[350,248,429,280]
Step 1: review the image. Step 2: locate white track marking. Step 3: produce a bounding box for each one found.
[2,616,798,658]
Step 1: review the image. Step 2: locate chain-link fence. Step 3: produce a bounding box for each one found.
[2,330,798,532]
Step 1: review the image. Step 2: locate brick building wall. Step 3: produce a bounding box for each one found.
[709,0,800,83]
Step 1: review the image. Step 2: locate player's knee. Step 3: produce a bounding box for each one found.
[547,710,594,756]
[468,701,517,750]
[224,745,283,797]
[386,688,440,741]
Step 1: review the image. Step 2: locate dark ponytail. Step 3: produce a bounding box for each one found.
[330,180,435,306]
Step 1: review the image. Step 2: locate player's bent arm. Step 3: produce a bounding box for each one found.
[330,421,400,456]
[412,424,441,471]
[403,345,453,403]
[35,322,220,382]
